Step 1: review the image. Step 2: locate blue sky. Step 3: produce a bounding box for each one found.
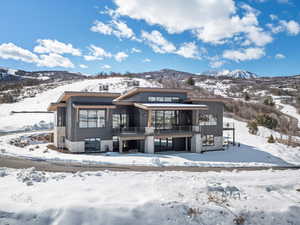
[0,0,299,76]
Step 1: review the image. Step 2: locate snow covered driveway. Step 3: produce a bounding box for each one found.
[0,168,299,225]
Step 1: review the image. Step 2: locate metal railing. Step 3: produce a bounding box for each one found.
[154,126,193,134]
[223,122,235,130]
[113,127,146,135]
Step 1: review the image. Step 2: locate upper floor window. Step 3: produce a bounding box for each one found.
[199,113,217,126]
[148,96,180,103]
[79,110,105,128]
[112,113,128,128]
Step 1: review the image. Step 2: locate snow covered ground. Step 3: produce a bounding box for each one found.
[274,99,300,129]
[0,167,299,225]
[0,77,160,133]
[1,116,300,167]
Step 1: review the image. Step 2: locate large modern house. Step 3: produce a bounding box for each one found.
[48,87,226,154]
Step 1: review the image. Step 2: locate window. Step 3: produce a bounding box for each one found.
[148,96,181,103]
[152,110,179,129]
[112,113,128,128]
[202,135,214,146]
[199,113,217,126]
[79,110,106,128]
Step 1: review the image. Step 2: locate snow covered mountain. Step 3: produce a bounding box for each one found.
[0,67,86,82]
[202,69,258,79]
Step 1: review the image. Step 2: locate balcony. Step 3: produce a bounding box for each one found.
[113,125,196,138]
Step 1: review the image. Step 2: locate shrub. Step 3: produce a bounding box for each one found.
[263,96,275,107]
[243,92,250,101]
[247,120,258,135]
[186,77,195,86]
[256,114,278,129]
[267,135,275,143]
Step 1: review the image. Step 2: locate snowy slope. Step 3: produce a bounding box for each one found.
[0,77,161,132]
[274,99,300,129]
[0,168,299,225]
[202,69,258,79]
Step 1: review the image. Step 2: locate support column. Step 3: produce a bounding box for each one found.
[144,136,154,154]
[119,139,123,153]
[191,133,202,153]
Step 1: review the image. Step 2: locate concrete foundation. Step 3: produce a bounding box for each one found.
[101,140,113,152]
[65,139,85,153]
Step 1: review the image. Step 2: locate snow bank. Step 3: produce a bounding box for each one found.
[0,168,299,225]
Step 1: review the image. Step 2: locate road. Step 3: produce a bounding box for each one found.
[1,155,300,173]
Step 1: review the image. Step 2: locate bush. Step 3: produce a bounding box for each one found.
[186,77,195,86]
[244,92,250,101]
[263,96,275,107]
[256,114,278,129]
[247,120,258,135]
[267,135,275,143]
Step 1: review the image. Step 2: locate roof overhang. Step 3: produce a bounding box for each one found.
[114,88,190,101]
[134,103,208,111]
[58,91,120,102]
[47,103,67,111]
[186,97,231,103]
[72,103,116,109]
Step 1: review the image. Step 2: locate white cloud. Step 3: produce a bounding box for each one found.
[141,30,203,59]
[0,42,39,63]
[90,21,113,35]
[37,53,74,68]
[223,47,265,62]
[79,64,88,69]
[176,42,200,59]
[275,53,286,59]
[84,45,112,61]
[115,0,272,46]
[270,14,278,20]
[131,47,141,53]
[141,30,176,53]
[102,64,112,69]
[210,60,225,68]
[114,51,128,62]
[91,19,135,39]
[143,58,151,63]
[34,39,81,56]
[0,42,74,68]
[268,20,300,36]
[280,20,300,35]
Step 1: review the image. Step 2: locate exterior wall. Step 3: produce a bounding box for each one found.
[201,136,223,151]
[67,96,117,142]
[65,139,85,153]
[54,126,66,148]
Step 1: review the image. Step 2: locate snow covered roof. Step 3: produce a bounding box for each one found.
[134,103,207,111]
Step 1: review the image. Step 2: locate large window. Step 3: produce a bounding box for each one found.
[152,110,179,129]
[79,110,105,128]
[202,135,214,146]
[148,96,180,103]
[199,113,217,126]
[112,113,128,128]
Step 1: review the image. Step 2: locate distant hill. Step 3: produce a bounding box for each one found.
[201,69,258,79]
[0,67,87,82]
